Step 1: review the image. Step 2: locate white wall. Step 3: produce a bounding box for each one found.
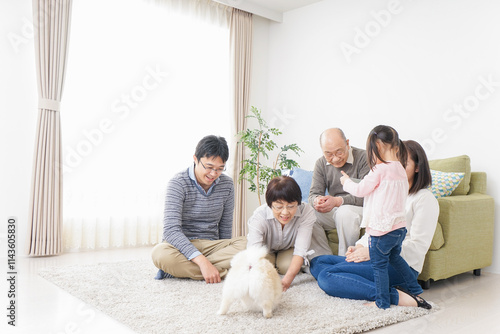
[1,1,37,253]
[245,15,272,216]
[251,0,500,273]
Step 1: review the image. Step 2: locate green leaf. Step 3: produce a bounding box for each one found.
[239,106,304,200]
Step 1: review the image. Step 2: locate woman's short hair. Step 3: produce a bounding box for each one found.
[194,135,229,163]
[404,140,432,195]
[265,176,302,207]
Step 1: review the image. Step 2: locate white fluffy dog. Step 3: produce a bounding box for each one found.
[217,245,282,318]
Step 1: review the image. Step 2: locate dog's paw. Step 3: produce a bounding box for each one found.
[216,308,226,315]
[263,310,273,318]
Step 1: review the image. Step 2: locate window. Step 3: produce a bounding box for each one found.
[62,0,230,250]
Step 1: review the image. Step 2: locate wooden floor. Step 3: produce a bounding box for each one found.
[2,247,500,334]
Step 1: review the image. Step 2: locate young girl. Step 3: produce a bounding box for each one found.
[340,125,430,310]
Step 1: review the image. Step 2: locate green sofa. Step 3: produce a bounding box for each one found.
[292,155,495,289]
[418,155,495,289]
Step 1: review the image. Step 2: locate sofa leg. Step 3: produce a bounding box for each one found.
[473,269,481,276]
[419,279,431,290]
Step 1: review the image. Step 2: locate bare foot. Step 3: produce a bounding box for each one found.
[364,301,377,307]
[397,290,418,307]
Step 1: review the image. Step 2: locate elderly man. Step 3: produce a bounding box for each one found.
[308,128,370,255]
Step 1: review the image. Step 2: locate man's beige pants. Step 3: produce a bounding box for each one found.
[315,205,363,256]
[151,236,247,280]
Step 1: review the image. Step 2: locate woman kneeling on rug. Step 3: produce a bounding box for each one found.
[310,140,438,308]
[247,176,332,292]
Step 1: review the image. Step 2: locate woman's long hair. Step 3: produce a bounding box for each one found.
[404,140,432,195]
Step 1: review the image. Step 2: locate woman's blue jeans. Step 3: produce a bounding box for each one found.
[310,237,422,308]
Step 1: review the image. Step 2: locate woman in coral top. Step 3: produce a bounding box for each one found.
[310,127,435,310]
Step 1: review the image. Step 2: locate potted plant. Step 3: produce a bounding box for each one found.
[237,106,303,205]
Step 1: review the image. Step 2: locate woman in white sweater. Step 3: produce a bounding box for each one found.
[310,140,439,308]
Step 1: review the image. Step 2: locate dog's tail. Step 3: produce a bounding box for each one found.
[230,245,269,267]
[247,245,269,261]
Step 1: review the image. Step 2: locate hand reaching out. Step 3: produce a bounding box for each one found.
[340,170,350,185]
[282,276,293,292]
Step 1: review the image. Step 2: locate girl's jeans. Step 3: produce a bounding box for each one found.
[369,228,423,309]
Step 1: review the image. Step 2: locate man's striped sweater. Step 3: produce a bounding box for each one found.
[162,165,234,260]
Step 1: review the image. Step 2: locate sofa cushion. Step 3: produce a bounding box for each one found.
[326,229,340,255]
[290,168,314,203]
[429,170,465,198]
[428,155,471,195]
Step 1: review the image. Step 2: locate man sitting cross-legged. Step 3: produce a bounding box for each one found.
[151,135,246,283]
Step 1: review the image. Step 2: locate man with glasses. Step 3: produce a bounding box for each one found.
[151,135,246,283]
[309,128,370,255]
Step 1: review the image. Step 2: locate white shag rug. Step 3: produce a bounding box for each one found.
[39,260,436,334]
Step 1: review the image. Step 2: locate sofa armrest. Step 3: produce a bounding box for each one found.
[469,172,487,194]
[436,192,494,261]
[420,192,495,282]
[438,193,494,239]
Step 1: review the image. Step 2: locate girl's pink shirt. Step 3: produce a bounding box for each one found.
[343,161,409,235]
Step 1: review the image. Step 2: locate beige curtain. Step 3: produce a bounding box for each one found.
[27,0,73,256]
[229,8,252,237]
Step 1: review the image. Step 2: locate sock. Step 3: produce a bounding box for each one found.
[154,269,174,280]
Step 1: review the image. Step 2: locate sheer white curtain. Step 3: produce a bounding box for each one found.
[62,0,231,251]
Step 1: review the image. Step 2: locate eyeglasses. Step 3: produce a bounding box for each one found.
[199,160,226,174]
[271,204,298,212]
[324,146,348,158]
